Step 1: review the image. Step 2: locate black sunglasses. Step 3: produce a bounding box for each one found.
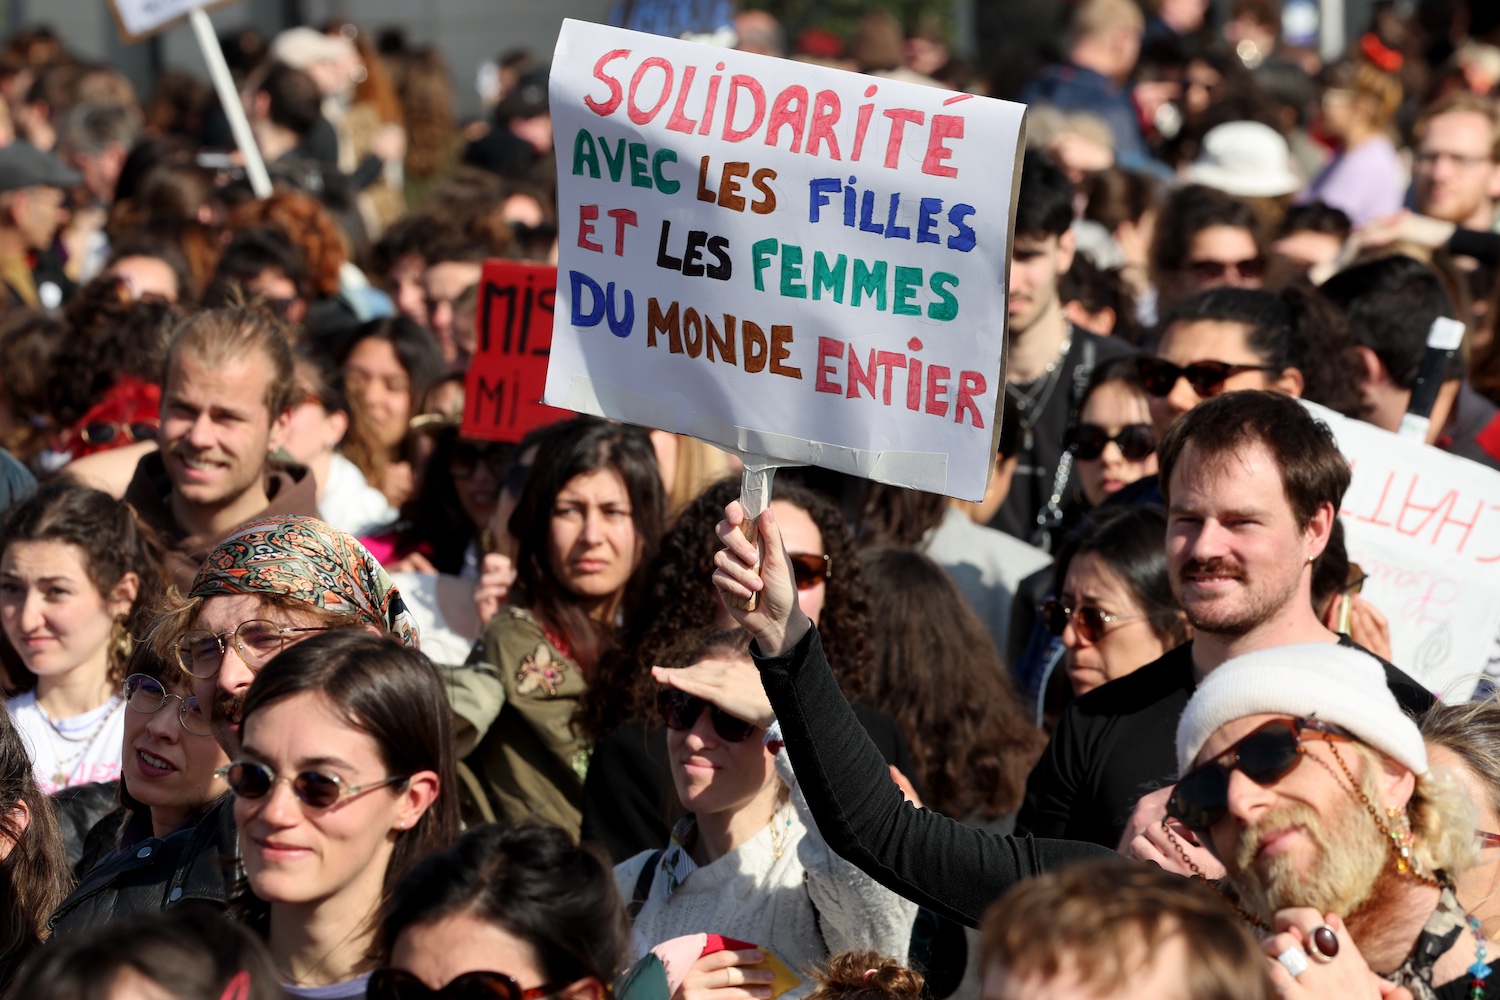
[1065,423,1155,461]
[80,421,159,446]
[369,969,559,1000]
[1188,257,1265,282]
[450,442,508,480]
[657,688,758,742]
[1041,599,1148,642]
[1168,717,1352,831]
[1137,357,1279,398]
[217,760,408,810]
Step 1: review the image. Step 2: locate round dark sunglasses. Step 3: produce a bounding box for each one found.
[657,688,758,742]
[1136,357,1279,398]
[369,968,559,1000]
[1065,423,1155,461]
[217,760,408,810]
[1168,717,1352,831]
[1041,599,1148,643]
[80,421,159,446]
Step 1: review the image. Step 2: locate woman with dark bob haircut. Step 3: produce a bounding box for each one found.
[227,630,460,996]
[370,823,629,1000]
[10,902,284,1000]
[455,416,665,836]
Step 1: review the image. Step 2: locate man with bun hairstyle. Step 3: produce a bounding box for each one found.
[1171,643,1486,997]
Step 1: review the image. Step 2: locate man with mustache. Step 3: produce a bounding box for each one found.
[1018,390,1433,851]
[1171,644,1488,998]
[113,305,318,589]
[47,516,416,934]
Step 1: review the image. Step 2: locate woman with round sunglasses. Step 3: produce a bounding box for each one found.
[577,478,912,865]
[1,481,167,794]
[454,416,665,838]
[371,823,629,1000]
[226,629,459,998]
[625,628,916,982]
[1044,505,1189,702]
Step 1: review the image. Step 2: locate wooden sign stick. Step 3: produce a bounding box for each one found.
[723,458,780,612]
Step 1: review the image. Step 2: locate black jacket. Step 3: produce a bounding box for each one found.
[754,626,1114,928]
[49,780,120,872]
[1016,637,1436,848]
[48,797,238,936]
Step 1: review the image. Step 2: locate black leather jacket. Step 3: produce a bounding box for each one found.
[48,797,239,936]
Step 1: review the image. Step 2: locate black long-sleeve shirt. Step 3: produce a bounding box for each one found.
[754,626,1114,928]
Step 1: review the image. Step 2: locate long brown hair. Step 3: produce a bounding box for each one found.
[857,547,1043,820]
[0,706,71,984]
[507,417,665,677]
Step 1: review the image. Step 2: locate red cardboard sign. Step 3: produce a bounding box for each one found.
[462,260,571,442]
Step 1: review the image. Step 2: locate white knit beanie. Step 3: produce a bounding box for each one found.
[1175,643,1429,777]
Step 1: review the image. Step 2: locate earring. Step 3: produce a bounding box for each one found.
[1386,806,1419,875]
[110,617,133,668]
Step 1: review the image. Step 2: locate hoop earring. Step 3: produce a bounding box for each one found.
[110,617,133,668]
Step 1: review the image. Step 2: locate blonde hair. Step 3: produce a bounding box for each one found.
[1069,0,1145,43]
[164,305,297,418]
[1346,742,1478,880]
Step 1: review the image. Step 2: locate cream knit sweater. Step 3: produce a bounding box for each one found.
[614,750,917,988]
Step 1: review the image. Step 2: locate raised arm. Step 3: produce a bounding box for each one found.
[703,502,1115,926]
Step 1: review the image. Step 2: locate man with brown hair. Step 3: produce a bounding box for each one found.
[1018,391,1432,850]
[69,306,318,587]
[1412,91,1500,232]
[980,857,1273,1000]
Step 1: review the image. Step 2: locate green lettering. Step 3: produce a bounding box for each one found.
[812,252,846,303]
[852,259,888,311]
[893,266,922,316]
[601,137,628,182]
[751,239,779,292]
[629,143,652,188]
[928,272,960,321]
[572,130,601,179]
[652,148,680,194]
[779,244,807,299]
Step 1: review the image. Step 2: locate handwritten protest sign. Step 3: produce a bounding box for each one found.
[462,261,572,443]
[1304,401,1500,698]
[543,19,1026,501]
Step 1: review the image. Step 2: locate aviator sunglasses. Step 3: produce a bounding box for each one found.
[217,760,408,810]
[1137,357,1279,398]
[1041,600,1148,643]
[1167,716,1351,831]
[369,968,560,1000]
[1064,423,1155,461]
[657,687,758,742]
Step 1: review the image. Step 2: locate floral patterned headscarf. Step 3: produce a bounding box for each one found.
[189,516,418,648]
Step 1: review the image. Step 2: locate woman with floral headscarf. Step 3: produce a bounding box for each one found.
[50,514,419,936]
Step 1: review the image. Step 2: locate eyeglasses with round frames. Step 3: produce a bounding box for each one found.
[175,620,336,679]
[217,760,408,810]
[124,673,212,737]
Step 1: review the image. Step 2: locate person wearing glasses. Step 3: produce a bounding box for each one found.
[625,628,916,987]
[1171,645,1487,998]
[1,482,166,795]
[371,823,627,1000]
[578,477,915,865]
[452,417,664,837]
[1411,91,1500,233]
[1149,184,1265,316]
[1422,700,1500,941]
[74,646,229,874]
[226,630,458,998]
[48,514,418,935]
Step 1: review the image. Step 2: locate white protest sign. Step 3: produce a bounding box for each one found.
[110,0,218,41]
[1304,400,1500,699]
[544,19,1025,501]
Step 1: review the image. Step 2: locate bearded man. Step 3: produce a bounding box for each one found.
[1170,644,1488,999]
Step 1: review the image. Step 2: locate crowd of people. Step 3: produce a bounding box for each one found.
[0,0,1497,998]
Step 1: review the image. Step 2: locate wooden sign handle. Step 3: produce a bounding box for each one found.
[722,514,763,613]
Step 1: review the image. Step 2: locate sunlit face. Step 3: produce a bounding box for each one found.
[770,500,825,625]
[424,261,483,347]
[545,468,641,610]
[667,653,776,817]
[0,540,132,682]
[391,913,553,992]
[343,337,412,452]
[1430,744,1500,939]
[982,935,1193,1000]
[122,670,228,832]
[159,351,289,512]
[1196,715,1397,922]
[1272,230,1344,272]
[187,593,337,757]
[236,690,431,908]
[1148,320,1281,437]
[1075,382,1157,508]
[388,254,428,325]
[1166,441,1318,638]
[106,255,179,302]
[1413,111,1500,227]
[1008,233,1074,337]
[1059,552,1172,697]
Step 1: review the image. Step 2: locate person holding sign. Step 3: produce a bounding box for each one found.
[451,417,664,837]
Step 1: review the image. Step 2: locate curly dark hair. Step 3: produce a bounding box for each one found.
[575,477,872,745]
[857,547,1043,820]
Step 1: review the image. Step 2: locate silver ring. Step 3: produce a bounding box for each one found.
[1277,947,1309,979]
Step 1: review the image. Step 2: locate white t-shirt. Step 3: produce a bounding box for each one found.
[5,691,126,794]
